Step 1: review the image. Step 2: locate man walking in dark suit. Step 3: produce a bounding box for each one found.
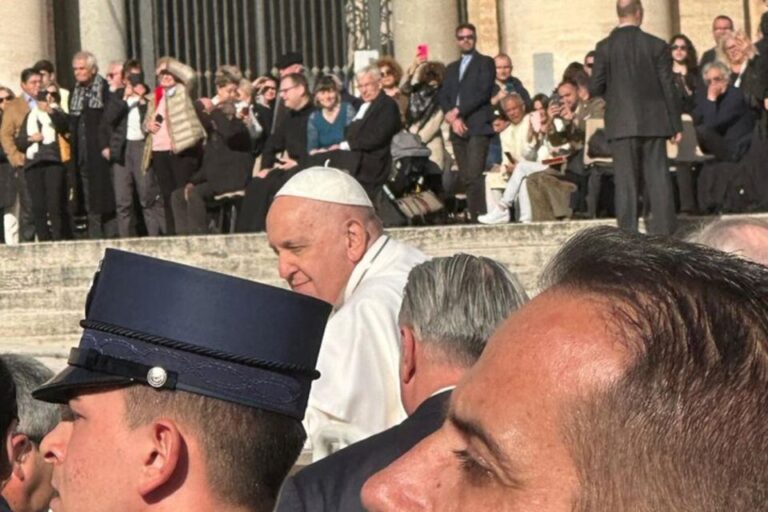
[275,254,528,512]
[439,23,496,221]
[590,0,682,235]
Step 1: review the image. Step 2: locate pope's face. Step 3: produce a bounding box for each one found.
[362,290,629,511]
[41,389,141,512]
[267,196,356,306]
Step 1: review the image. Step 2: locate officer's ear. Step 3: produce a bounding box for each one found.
[137,419,183,497]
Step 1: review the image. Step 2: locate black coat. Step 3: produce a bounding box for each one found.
[101,87,148,165]
[260,102,314,170]
[694,85,756,162]
[192,108,254,194]
[438,51,496,137]
[590,25,682,140]
[69,80,115,214]
[342,91,401,188]
[14,109,69,168]
[276,391,451,512]
[0,112,15,209]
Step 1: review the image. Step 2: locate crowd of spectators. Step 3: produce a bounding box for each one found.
[0,6,767,243]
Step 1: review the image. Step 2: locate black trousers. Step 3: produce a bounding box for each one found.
[170,182,215,235]
[13,166,36,242]
[236,168,301,233]
[609,137,676,235]
[114,140,166,237]
[26,163,65,241]
[152,149,200,235]
[451,134,490,219]
[79,163,117,239]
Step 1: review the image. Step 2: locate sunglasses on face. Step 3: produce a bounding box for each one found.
[585,62,594,68]
[456,34,475,41]
[670,44,688,51]
[380,69,392,77]
[0,97,9,104]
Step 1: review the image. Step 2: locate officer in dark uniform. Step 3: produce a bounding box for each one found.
[33,249,331,512]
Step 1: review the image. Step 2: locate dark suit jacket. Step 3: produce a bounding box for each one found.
[439,51,496,137]
[590,25,682,140]
[275,391,451,512]
[343,91,401,188]
[700,47,717,68]
[694,85,756,162]
[101,87,148,165]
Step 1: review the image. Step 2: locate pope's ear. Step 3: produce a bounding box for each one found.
[137,419,183,497]
[344,218,368,263]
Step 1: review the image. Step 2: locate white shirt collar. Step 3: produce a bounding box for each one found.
[340,235,389,305]
[430,385,456,398]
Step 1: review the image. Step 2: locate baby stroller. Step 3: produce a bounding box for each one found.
[379,131,444,226]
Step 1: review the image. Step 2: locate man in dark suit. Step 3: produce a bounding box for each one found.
[590,0,682,235]
[699,15,734,68]
[439,23,496,221]
[336,66,401,197]
[275,254,529,512]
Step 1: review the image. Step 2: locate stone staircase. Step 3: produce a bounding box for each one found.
[1,215,763,369]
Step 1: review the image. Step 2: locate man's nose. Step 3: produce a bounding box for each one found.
[361,434,440,511]
[40,421,72,465]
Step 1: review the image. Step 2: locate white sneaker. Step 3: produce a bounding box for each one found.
[478,206,510,225]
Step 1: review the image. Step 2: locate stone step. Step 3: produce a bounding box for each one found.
[0,310,83,338]
[0,286,89,311]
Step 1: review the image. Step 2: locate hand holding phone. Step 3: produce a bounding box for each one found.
[417,44,429,62]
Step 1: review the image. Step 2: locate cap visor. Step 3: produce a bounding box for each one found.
[32,366,135,404]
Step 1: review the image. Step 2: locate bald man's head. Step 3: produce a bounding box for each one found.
[617,0,643,22]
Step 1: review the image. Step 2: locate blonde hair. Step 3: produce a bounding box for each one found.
[717,30,757,65]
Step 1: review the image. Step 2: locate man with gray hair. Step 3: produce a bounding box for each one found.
[70,50,117,238]
[687,217,768,266]
[275,254,528,511]
[334,65,401,198]
[693,61,756,213]
[0,355,58,512]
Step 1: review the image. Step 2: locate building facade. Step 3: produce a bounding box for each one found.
[0,0,764,96]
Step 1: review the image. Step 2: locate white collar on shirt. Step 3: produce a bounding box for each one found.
[339,234,390,306]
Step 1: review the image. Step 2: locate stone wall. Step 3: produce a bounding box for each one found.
[2,215,766,370]
[0,0,53,91]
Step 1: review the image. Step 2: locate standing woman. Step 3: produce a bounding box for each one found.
[405,61,447,173]
[14,86,68,240]
[669,34,699,115]
[377,56,408,122]
[143,57,205,235]
[0,87,15,243]
[669,34,699,213]
[306,75,355,155]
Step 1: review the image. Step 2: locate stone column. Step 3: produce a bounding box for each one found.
[391,0,458,65]
[467,0,500,57]
[0,0,52,90]
[78,0,128,72]
[500,0,674,95]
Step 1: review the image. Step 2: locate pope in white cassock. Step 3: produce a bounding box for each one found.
[266,166,427,452]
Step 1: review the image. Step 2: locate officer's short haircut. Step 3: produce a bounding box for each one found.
[123,386,305,512]
[541,226,768,511]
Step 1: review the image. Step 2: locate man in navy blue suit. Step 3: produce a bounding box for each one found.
[438,23,496,221]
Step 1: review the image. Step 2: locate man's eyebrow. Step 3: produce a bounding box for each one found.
[448,409,516,471]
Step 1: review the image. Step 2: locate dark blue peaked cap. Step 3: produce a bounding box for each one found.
[33,249,332,421]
